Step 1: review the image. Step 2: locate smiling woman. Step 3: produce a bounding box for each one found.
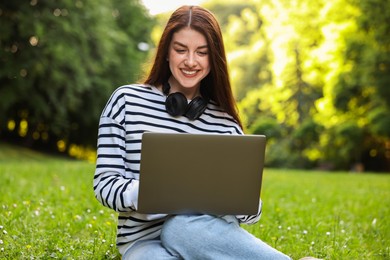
[93,5,291,259]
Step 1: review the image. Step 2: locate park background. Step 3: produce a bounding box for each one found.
[0,0,389,259]
[1,0,389,172]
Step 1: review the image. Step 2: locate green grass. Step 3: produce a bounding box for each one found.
[0,143,118,259]
[0,143,389,259]
[244,170,390,259]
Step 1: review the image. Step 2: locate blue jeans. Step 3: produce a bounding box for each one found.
[123,215,291,260]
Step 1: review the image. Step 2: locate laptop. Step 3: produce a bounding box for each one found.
[137,132,266,215]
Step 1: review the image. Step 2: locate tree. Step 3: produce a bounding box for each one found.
[0,0,154,153]
[207,0,389,171]
[314,0,390,170]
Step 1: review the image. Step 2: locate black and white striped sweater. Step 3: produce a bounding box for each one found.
[93,84,262,254]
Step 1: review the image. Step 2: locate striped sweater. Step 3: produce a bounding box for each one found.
[93,84,262,254]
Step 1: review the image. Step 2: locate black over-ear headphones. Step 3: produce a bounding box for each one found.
[163,82,208,120]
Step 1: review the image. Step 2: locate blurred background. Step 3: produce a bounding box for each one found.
[1,0,389,172]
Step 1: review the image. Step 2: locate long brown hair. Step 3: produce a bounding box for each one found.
[144,5,242,128]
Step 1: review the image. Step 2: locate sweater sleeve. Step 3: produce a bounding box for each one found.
[236,199,263,225]
[93,116,139,212]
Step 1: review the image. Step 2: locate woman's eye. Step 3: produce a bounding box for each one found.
[197,51,208,56]
[175,49,186,54]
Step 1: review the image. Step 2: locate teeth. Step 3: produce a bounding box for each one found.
[182,70,196,75]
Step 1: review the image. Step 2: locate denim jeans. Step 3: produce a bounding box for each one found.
[123,215,291,260]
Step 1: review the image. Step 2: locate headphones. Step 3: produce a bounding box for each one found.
[163,82,208,120]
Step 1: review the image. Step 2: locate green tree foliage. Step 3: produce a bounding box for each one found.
[313,0,390,170]
[0,0,154,151]
[205,0,271,101]
[206,0,390,171]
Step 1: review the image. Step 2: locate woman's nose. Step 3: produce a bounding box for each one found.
[184,53,196,67]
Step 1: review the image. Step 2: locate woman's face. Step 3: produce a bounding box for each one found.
[167,27,210,99]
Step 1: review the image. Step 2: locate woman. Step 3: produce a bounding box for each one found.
[94,5,291,259]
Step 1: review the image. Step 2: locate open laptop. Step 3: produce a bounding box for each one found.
[137,132,266,215]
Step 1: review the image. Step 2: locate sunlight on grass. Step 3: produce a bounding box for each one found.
[0,160,119,259]
[244,169,390,259]
[0,147,389,259]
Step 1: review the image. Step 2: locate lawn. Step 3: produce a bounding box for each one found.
[245,169,389,259]
[0,143,389,259]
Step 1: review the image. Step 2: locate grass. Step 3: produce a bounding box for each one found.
[244,170,390,259]
[0,142,389,259]
[0,143,118,259]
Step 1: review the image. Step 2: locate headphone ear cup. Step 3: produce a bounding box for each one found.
[185,96,207,120]
[165,92,188,117]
